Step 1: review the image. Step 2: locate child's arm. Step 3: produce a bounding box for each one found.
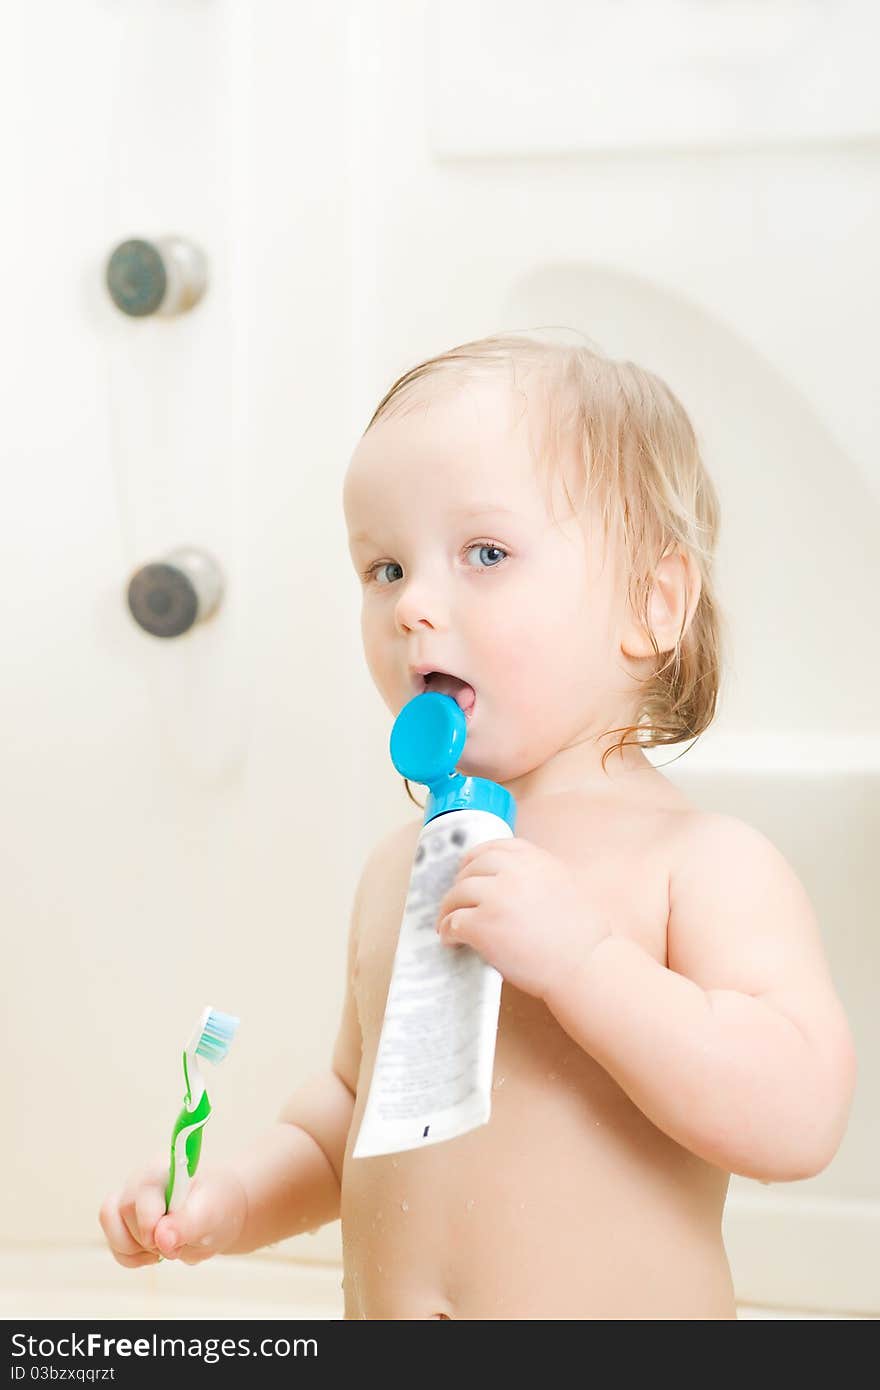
[102,859,367,1266]
[216,1083,352,1254]
[542,813,857,1182]
[218,1073,355,1256]
[219,864,365,1255]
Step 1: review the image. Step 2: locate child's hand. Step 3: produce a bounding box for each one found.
[436,837,610,1000]
[99,1155,248,1267]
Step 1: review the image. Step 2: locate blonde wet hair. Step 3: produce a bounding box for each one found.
[363,330,726,802]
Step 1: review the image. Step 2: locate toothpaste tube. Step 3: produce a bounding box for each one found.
[352,691,516,1158]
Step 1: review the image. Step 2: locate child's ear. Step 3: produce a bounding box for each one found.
[620,546,702,661]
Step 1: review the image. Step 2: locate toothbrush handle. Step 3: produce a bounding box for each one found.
[165,1091,212,1213]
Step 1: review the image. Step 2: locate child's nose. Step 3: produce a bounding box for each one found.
[394,577,449,634]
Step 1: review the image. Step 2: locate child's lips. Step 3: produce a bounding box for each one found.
[413,670,477,718]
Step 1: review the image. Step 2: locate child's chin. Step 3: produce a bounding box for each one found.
[458,748,502,783]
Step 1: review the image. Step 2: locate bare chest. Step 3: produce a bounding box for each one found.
[341,792,731,1319]
[353,791,678,1060]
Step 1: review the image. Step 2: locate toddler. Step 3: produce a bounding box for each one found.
[100,333,856,1319]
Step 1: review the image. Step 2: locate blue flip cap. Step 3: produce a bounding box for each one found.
[389,691,516,830]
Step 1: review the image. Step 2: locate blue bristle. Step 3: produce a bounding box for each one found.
[195,1009,240,1065]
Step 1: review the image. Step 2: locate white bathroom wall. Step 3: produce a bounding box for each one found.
[1,0,877,1314]
[0,1,402,1269]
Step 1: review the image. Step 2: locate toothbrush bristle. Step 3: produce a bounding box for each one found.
[195,1009,240,1065]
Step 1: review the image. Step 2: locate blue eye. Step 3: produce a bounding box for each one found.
[465,543,507,570]
[371,561,403,586]
[365,543,508,586]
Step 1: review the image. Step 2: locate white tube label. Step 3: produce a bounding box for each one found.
[352,808,513,1158]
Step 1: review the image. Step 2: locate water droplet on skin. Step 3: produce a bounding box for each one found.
[465,1199,475,1211]
[493,1076,505,1089]
[401,1199,409,1213]
[547,1072,558,1081]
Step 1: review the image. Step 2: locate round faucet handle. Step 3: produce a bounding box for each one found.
[127,547,223,638]
[105,236,208,317]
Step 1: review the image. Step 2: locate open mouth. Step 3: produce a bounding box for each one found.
[417,670,477,718]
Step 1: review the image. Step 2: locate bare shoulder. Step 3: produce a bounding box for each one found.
[665,810,855,1059]
[354,814,423,920]
[361,815,422,881]
[665,809,799,893]
[665,809,820,977]
[331,815,423,1091]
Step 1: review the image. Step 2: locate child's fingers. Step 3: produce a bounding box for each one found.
[154,1183,218,1259]
[124,1160,167,1245]
[98,1194,160,1267]
[118,1192,151,1253]
[456,848,519,883]
[135,1182,167,1253]
[154,1230,213,1266]
[175,1243,216,1267]
[438,906,477,947]
[459,838,522,869]
[154,1214,183,1257]
[154,1171,246,1263]
[439,873,497,922]
[114,1248,162,1269]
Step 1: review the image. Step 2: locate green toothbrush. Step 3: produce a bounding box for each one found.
[163,1006,240,1225]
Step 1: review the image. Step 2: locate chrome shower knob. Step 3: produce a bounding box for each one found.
[126,547,224,638]
[105,236,208,317]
